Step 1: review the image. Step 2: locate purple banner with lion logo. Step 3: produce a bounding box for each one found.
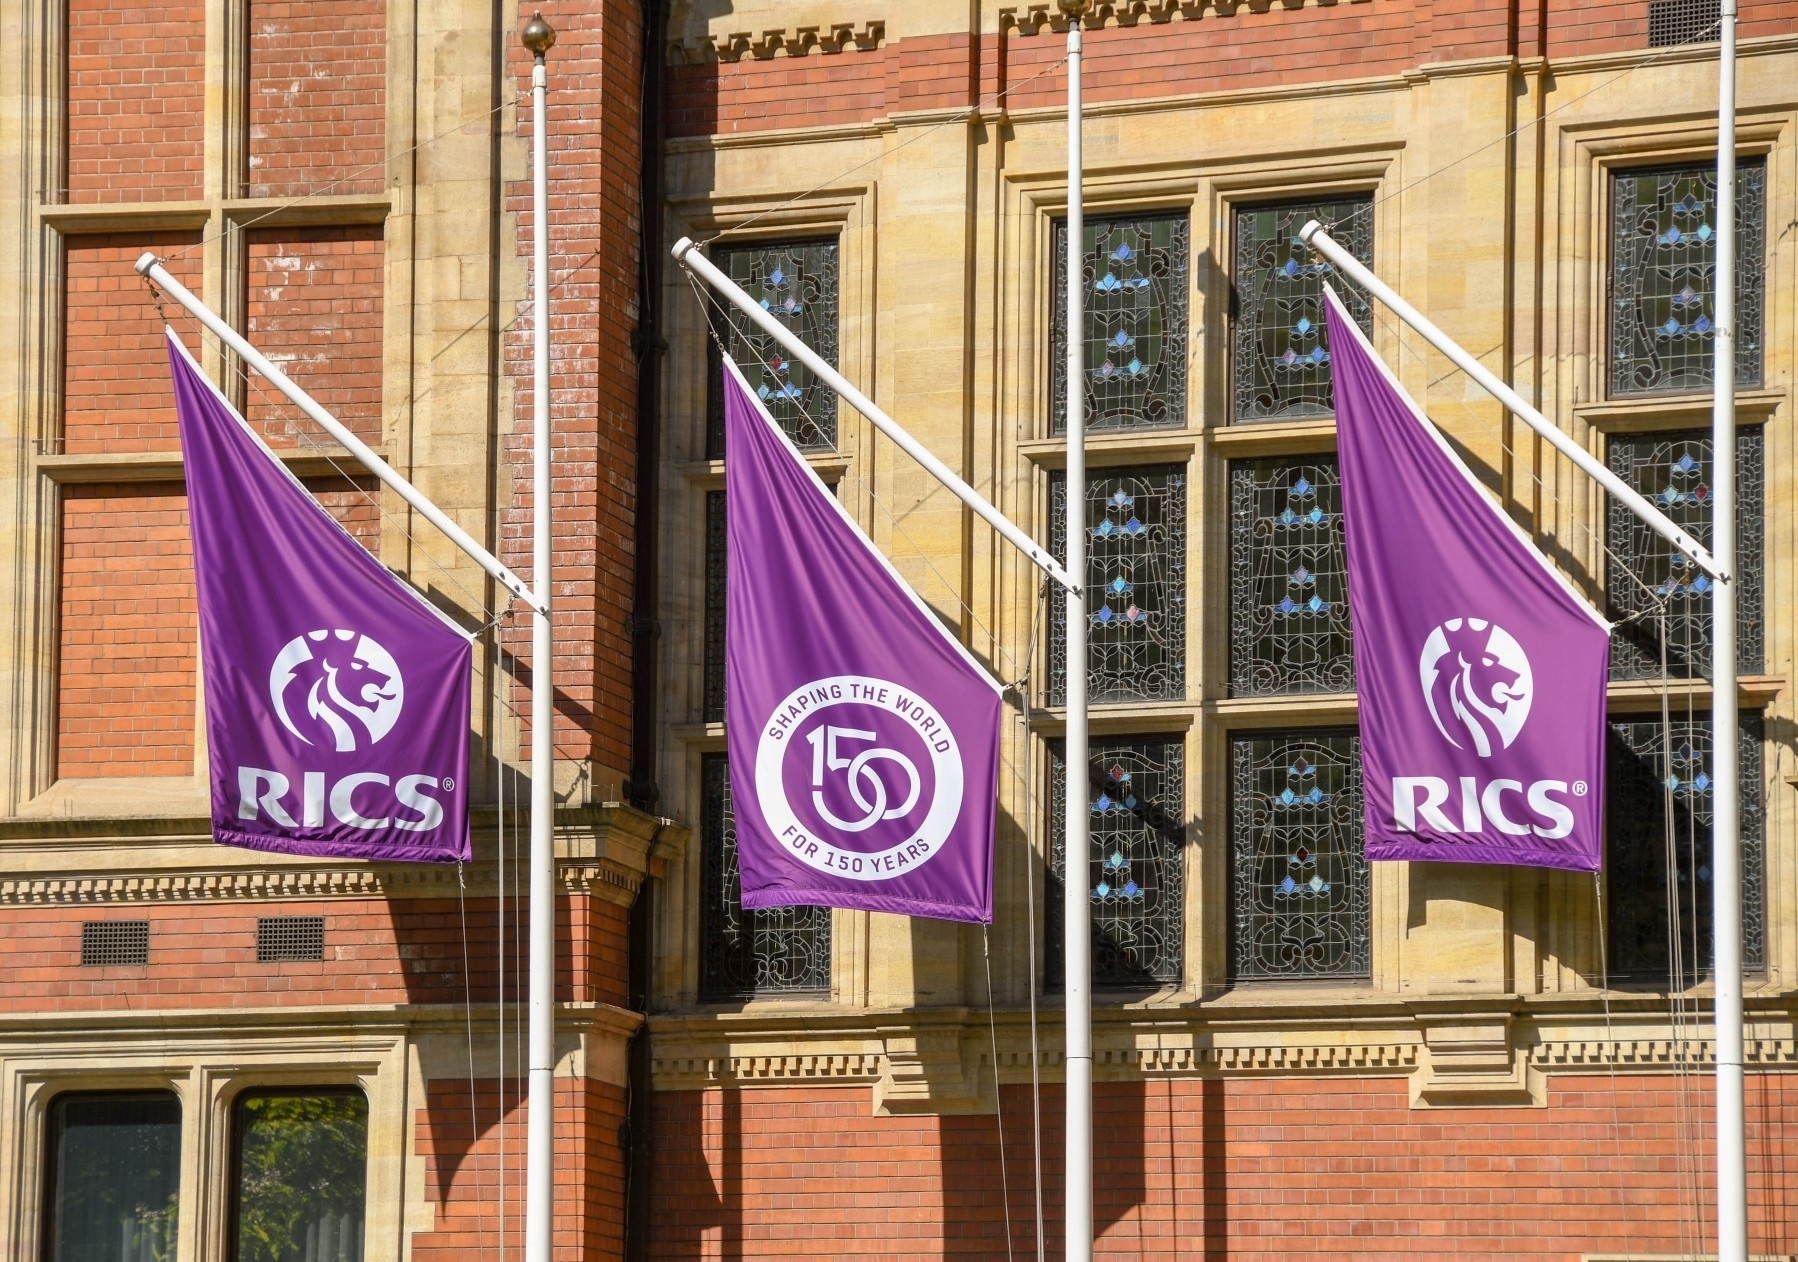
[167,332,473,862]
[1324,289,1609,871]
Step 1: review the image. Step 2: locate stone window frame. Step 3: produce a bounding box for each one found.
[656,188,874,1011]
[1012,157,1408,1001]
[6,0,413,819]
[1200,163,1401,998]
[1,1034,409,1262]
[1558,121,1790,992]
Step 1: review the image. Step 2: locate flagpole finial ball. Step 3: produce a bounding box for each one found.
[1056,0,1091,15]
[522,11,556,58]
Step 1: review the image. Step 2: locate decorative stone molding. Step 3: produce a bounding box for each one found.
[668,20,886,65]
[1533,1036,1798,1068]
[646,1009,1798,1114]
[1410,1015,1542,1108]
[875,1028,992,1115]
[652,1051,884,1087]
[998,0,1370,35]
[1213,1041,1416,1073]
[0,803,676,906]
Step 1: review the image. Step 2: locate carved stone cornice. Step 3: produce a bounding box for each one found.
[668,20,885,65]
[999,0,1371,35]
[647,1003,1798,1114]
[1534,1037,1798,1068]
[0,803,680,907]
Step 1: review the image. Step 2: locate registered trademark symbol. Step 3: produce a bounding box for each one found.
[443,777,455,791]
[1572,780,1588,796]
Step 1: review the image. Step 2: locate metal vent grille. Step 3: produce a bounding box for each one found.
[1648,0,1720,47]
[81,920,150,966]
[256,916,325,963]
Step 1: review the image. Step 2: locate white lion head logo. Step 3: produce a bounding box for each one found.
[269,630,404,752]
[1418,618,1532,758]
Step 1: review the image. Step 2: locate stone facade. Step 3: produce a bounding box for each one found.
[0,0,661,1258]
[647,0,1798,1256]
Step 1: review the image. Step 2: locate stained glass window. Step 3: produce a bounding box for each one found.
[1229,457,1354,696]
[1230,730,1370,981]
[1232,197,1373,423]
[1609,160,1765,396]
[231,1090,368,1262]
[1048,466,1187,706]
[707,238,839,455]
[703,490,727,722]
[699,754,831,999]
[1050,214,1189,433]
[1606,427,1763,679]
[43,1092,181,1262]
[1047,737,1184,988]
[1605,713,1763,980]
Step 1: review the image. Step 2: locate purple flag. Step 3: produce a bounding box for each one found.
[1324,289,1610,871]
[723,357,1002,922]
[168,332,473,862]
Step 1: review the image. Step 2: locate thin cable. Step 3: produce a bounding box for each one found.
[1658,603,1706,1257]
[701,53,1073,247]
[161,92,527,263]
[1326,15,1732,243]
[1592,871,1641,1262]
[981,924,1016,1262]
[1013,579,1052,1262]
[684,273,1030,680]
[454,858,491,1258]
[163,305,501,621]
[161,307,596,763]
[496,614,509,1260]
[1361,306,1669,609]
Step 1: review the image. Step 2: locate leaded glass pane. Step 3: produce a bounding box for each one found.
[1048,466,1187,706]
[1230,730,1369,981]
[1050,214,1188,433]
[699,754,831,998]
[231,1090,368,1262]
[707,238,839,454]
[1609,160,1765,396]
[1606,427,1763,679]
[1605,713,1763,980]
[703,490,726,722]
[1232,198,1373,423]
[44,1092,181,1262]
[1046,737,1184,988]
[1229,457,1354,696]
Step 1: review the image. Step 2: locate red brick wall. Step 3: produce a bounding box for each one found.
[0,893,622,1010]
[65,0,207,202]
[648,1076,1798,1258]
[57,482,197,777]
[504,1,642,773]
[247,0,388,198]
[55,475,379,781]
[63,233,203,454]
[667,6,1429,141]
[245,224,386,446]
[413,1077,629,1259]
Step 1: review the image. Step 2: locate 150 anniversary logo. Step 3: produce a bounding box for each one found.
[756,676,963,881]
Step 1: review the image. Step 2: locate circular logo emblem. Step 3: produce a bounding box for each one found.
[269,629,405,752]
[1418,618,1532,758]
[754,675,962,881]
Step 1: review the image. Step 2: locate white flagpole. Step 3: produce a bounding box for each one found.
[1711,3,1745,1256]
[670,241,1076,595]
[1061,2,1093,1259]
[132,258,544,614]
[521,13,557,1262]
[1297,223,1722,583]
